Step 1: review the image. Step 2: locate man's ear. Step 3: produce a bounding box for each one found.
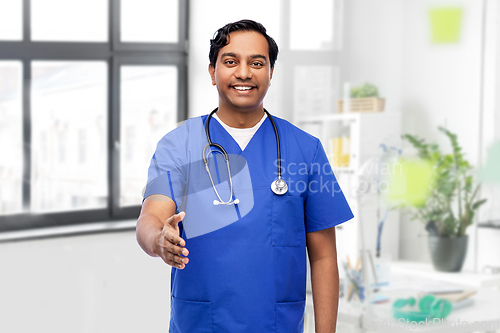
[270,67,274,85]
[208,64,216,86]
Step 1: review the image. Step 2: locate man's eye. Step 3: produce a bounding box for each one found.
[225,60,236,65]
[252,62,263,66]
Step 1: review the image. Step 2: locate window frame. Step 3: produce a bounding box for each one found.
[0,0,189,233]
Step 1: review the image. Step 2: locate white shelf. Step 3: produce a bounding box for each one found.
[296,111,400,124]
[296,112,360,123]
[295,111,402,265]
[391,260,500,289]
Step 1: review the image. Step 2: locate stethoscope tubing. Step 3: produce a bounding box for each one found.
[265,109,283,180]
[205,108,282,176]
[204,108,286,205]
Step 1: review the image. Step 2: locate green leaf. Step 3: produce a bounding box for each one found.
[472,198,487,210]
[400,126,485,236]
[351,83,379,98]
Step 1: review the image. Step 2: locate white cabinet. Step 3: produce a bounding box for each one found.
[296,112,402,267]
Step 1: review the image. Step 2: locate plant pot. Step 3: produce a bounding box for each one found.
[428,235,468,272]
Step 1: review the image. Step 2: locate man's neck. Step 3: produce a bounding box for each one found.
[216,106,265,129]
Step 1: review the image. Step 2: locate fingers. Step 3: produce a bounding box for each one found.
[166,250,190,269]
[165,232,185,248]
[157,241,190,269]
[158,252,189,269]
[159,211,189,269]
[167,242,189,258]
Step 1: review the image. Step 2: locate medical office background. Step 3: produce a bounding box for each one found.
[0,0,500,332]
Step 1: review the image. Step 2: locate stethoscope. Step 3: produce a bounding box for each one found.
[202,108,288,206]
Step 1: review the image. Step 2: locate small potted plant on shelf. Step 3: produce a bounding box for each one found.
[400,127,487,272]
[338,82,385,113]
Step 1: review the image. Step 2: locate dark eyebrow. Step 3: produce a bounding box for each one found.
[220,52,268,63]
[220,52,238,59]
[249,54,268,63]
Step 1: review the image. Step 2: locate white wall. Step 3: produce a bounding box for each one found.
[342,0,404,263]
[400,0,483,148]
[346,0,495,269]
[0,230,172,333]
[345,0,403,115]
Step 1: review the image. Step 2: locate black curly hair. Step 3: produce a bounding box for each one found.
[209,19,279,69]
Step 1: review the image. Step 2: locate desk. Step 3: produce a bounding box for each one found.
[356,288,500,333]
[330,261,500,333]
[391,261,500,289]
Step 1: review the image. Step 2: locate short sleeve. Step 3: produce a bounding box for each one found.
[304,140,354,233]
[143,126,188,209]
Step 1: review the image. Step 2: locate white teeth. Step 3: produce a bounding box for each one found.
[234,86,252,91]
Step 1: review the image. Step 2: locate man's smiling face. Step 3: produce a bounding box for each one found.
[209,30,274,114]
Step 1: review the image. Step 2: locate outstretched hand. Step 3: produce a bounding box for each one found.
[155,211,189,269]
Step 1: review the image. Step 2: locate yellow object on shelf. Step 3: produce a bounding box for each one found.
[331,136,350,168]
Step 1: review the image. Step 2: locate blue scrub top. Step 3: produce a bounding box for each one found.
[144,114,354,333]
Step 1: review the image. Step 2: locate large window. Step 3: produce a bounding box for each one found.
[0,0,188,232]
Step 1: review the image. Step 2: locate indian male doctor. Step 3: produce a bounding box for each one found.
[136,20,353,333]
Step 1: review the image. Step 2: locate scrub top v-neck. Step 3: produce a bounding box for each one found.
[212,112,267,151]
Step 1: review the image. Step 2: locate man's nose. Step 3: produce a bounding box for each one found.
[234,63,252,79]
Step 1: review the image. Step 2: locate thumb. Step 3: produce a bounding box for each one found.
[165,211,185,228]
[162,211,186,247]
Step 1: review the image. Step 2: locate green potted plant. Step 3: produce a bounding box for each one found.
[401,127,487,272]
[337,83,385,113]
[350,82,379,98]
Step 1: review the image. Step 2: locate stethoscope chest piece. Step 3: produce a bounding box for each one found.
[271,178,288,195]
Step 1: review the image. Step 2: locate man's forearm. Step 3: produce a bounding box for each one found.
[310,256,340,333]
[136,214,163,257]
[136,196,177,258]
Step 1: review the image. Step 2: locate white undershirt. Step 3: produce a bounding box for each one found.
[213,113,267,151]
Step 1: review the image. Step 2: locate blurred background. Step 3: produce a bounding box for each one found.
[1,0,500,332]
